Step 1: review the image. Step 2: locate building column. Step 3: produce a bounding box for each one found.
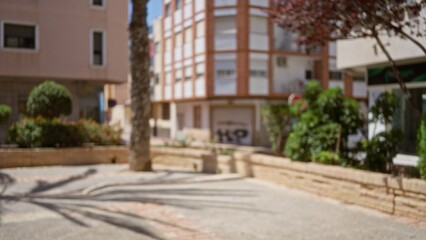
[344,73,353,98]
[170,102,178,139]
[237,0,249,96]
[321,42,330,89]
[205,0,215,97]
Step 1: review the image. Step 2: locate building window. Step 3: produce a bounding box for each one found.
[92,31,105,66]
[330,71,343,80]
[216,70,236,78]
[162,103,170,120]
[276,56,287,67]
[91,0,105,7]
[196,21,205,38]
[354,75,366,82]
[215,16,237,50]
[175,69,183,82]
[176,0,182,10]
[154,74,160,84]
[2,23,37,50]
[154,42,160,54]
[165,3,172,16]
[250,70,267,78]
[305,70,313,79]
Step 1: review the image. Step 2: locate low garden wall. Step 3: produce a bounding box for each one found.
[0,146,425,221]
[234,153,426,221]
[0,147,128,168]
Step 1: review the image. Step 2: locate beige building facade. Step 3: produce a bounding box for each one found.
[149,0,367,146]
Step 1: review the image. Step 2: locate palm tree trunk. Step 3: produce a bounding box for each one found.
[129,0,152,171]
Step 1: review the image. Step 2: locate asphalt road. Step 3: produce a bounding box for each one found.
[0,164,425,240]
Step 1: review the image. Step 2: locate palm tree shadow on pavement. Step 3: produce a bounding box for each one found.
[0,167,266,240]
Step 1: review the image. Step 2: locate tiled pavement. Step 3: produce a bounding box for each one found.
[1,164,425,240]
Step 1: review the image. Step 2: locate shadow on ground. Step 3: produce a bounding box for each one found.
[0,167,259,239]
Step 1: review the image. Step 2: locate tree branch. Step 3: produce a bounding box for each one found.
[373,31,420,117]
[390,23,426,55]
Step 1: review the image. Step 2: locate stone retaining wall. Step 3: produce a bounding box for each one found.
[234,153,426,221]
[0,147,128,168]
[0,146,425,221]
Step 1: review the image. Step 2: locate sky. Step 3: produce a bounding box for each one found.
[147,1,162,25]
[128,1,163,26]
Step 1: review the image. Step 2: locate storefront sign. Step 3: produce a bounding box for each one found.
[368,62,426,85]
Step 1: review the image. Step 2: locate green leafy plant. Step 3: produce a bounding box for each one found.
[285,111,320,162]
[284,81,362,164]
[303,80,322,102]
[363,92,402,173]
[27,81,72,118]
[308,123,340,158]
[7,117,82,148]
[313,151,340,165]
[370,92,398,125]
[77,119,122,146]
[362,129,403,173]
[417,115,426,179]
[0,104,12,124]
[7,118,122,148]
[261,104,292,155]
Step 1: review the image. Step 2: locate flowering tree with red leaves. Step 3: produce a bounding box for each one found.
[270,0,426,112]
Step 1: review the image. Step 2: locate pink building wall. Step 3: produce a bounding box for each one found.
[0,0,129,83]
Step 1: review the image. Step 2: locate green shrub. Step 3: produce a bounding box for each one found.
[303,80,322,102]
[313,151,340,165]
[308,123,340,157]
[261,104,292,155]
[417,115,426,179]
[77,119,122,146]
[370,92,398,125]
[362,129,403,173]
[0,104,12,124]
[7,117,83,148]
[27,81,72,118]
[284,82,362,164]
[363,92,402,173]
[316,88,361,140]
[284,111,319,162]
[7,118,122,148]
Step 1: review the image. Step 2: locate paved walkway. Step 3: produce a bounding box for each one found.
[0,164,425,240]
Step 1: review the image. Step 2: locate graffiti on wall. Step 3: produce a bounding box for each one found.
[215,121,249,144]
[212,107,253,145]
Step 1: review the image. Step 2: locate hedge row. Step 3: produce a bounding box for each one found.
[7,117,122,148]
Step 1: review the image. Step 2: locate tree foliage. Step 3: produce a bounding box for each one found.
[417,115,426,179]
[361,92,402,173]
[27,81,72,119]
[270,0,426,115]
[261,104,292,155]
[362,129,403,173]
[270,0,426,47]
[0,104,12,124]
[370,92,399,125]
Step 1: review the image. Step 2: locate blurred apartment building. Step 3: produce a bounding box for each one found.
[148,0,367,146]
[0,0,129,141]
